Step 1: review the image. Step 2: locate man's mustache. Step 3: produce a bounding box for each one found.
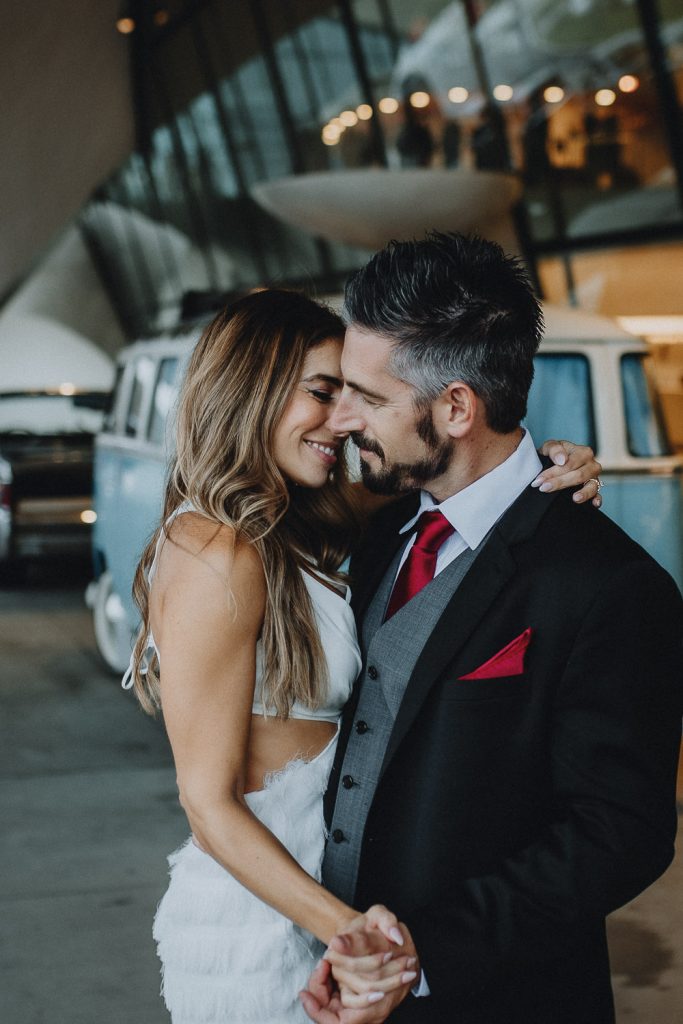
[350,433,384,460]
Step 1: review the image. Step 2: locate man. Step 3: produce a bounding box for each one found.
[301,233,683,1023]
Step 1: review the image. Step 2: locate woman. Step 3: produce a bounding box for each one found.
[124,289,602,1023]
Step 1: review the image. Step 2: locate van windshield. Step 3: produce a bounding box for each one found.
[524,354,596,451]
[621,354,671,457]
[0,392,107,436]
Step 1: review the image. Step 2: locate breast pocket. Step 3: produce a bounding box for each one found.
[437,673,529,703]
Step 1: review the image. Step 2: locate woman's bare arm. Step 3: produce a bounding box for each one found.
[151,513,358,946]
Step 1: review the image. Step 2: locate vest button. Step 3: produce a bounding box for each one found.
[342,775,354,789]
[368,665,379,680]
[356,720,369,734]
[332,829,345,844]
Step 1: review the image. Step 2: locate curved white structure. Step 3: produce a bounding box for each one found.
[0,314,114,393]
[251,168,522,251]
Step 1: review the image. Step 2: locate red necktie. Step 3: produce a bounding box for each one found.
[385,510,455,620]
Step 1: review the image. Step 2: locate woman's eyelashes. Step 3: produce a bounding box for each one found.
[305,387,337,404]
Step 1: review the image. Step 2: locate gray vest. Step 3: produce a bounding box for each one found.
[322,541,481,905]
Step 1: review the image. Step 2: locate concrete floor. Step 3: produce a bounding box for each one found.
[0,559,681,1024]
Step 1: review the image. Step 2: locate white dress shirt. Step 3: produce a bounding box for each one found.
[401,430,542,998]
[396,429,543,581]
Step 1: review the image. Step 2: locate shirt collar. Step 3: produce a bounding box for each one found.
[399,429,543,549]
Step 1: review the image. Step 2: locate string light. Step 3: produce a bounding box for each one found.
[448,87,469,104]
[618,75,639,93]
[322,125,342,145]
[543,86,565,103]
[378,97,399,114]
[116,17,135,34]
[595,88,616,107]
[493,84,513,102]
[409,91,430,109]
[339,110,358,127]
[356,104,373,120]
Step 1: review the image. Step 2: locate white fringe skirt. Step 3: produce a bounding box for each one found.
[153,733,338,1024]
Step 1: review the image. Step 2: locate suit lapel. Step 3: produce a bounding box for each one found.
[379,483,561,776]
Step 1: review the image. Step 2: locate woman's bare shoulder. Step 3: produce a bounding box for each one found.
[159,512,265,591]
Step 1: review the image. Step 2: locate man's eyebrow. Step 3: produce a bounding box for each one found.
[301,373,343,386]
[344,379,387,402]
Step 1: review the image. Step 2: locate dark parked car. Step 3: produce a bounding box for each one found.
[0,390,109,580]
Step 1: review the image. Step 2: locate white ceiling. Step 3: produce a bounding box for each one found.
[0,0,134,298]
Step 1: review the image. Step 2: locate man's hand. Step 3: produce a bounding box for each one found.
[300,908,419,1024]
[300,958,347,1024]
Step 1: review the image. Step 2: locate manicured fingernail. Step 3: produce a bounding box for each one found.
[401,971,418,984]
[407,957,417,968]
[382,952,393,964]
[555,453,567,466]
[539,482,552,492]
[573,492,584,502]
[389,927,404,945]
[367,992,385,1004]
[530,475,542,487]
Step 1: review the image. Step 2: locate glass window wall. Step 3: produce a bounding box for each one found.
[80,1,683,339]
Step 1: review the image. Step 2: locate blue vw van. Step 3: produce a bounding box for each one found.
[87,307,683,672]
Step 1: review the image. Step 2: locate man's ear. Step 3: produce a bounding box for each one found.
[439,381,478,438]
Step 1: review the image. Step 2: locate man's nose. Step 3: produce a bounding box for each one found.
[327,388,362,436]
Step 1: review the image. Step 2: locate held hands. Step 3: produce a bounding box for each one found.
[534,440,603,507]
[300,905,418,1024]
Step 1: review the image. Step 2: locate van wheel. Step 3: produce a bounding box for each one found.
[90,571,132,674]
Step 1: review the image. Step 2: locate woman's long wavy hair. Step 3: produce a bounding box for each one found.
[130,289,362,716]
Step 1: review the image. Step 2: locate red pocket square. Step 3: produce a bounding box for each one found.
[458,628,533,680]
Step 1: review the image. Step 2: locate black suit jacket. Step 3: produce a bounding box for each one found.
[325,485,683,1024]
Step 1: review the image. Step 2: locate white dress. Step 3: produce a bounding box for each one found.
[123,504,362,1023]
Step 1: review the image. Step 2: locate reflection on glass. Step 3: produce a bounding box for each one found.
[81,0,683,338]
[621,354,671,457]
[148,359,180,447]
[524,354,596,449]
[126,358,157,439]
[346,0,683,239]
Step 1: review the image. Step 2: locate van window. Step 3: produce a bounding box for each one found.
[525,354,596,450]
[148,358,179,446]
[103,365,124,433]
[125,357,156,438]
[621,354,670,457]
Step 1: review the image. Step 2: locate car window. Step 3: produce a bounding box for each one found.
[621,354,671,457]
[524,354,596,451]
[125,357,156,438]
[147,358,179,446]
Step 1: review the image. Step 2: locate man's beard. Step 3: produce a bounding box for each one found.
[351,408,452,496]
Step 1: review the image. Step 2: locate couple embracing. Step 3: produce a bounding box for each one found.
[125,232,682,1024]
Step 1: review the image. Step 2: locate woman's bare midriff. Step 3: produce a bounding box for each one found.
[245,714,337,793]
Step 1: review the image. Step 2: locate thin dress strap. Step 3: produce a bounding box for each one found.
[121,500,195,690]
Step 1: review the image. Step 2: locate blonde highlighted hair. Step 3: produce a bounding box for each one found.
[130,289,361,716]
